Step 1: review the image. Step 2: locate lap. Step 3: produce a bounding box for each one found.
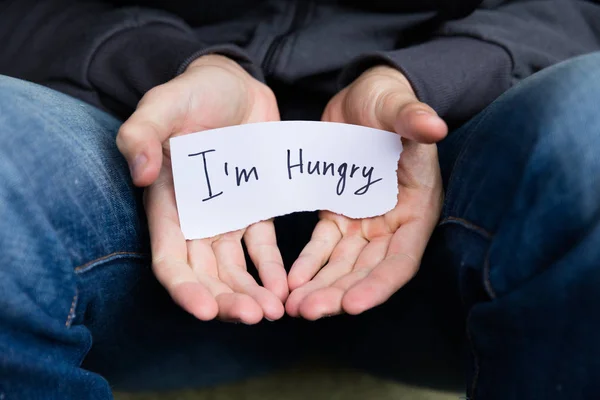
[0,75,143,327]
[0,75,146,398]
[0,75,459,392]
[320,51,600,390]
[0,76,317,394]
[3,50,600,396]
[0,75,146,270]
[437,51,600,299]
[433,52,600,399]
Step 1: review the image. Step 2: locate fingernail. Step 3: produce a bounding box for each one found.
[129,153,147,179]
[265,317,275,322]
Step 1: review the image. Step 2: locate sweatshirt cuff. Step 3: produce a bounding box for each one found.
[89,24,262,117]
[339,36,514,124]
[176,45,265,82]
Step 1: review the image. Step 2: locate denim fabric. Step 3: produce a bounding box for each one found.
[1,52,600,400]
[0,76,148,399]
[436,52,600,400]
[0,76,319,400]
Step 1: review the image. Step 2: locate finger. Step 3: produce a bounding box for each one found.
[244,220,289,302]
[295,286,345,320]
[187,238,219,277]
[373,90,447,144]
[188,239,255,323]
[153,260,219,321]
[293,269,371,320]
[309,234,368,285]
[218,266,284,322]
[213,233,284,321]
[342,254,418,316]
[288,235,368,318]
[352,235,391,271]
[392,101,448,144]
[362,71,447,143]
[187,243,265,324]
[146,167,218,320]
[214,292,265,325]
[287,219,342,290]
[285,279,325,317]
[287,238,362,318]
[335,72,448,144]
[342,218,433,315]
[294,236,385,319]
[116,86,184,186]
[303,237,388,318]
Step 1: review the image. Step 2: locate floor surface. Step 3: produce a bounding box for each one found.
[115,364,464,400]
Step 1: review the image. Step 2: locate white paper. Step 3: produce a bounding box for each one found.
[170,121,402,240]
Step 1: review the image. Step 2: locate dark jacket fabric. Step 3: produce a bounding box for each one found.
[1,0,599,124]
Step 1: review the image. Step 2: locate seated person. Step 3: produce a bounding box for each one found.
[1,1,599,399]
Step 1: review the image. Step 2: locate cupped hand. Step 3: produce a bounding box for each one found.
[286,66,446,320]
[117,55,286,324]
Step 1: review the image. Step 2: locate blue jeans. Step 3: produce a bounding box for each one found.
[1,53,600,400]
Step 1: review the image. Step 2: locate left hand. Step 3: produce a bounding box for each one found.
[118,55,286,324]
[285,65,447,319]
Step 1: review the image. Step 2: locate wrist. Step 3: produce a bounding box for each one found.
[363,65,416,97]
[185,54,247,76]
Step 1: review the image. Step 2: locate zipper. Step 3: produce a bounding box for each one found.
[262,0,310,77]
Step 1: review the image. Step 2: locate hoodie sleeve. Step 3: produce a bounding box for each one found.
[0,0,263,119]
[341,0,600,124]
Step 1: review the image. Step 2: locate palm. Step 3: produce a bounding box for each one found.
[286,68,444,319]
[135,58,287,324]
[320,135,439,239]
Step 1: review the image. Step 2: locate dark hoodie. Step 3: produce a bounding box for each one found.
[1,0,599,124]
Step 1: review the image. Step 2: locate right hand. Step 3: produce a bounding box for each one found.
[116,55,287,324]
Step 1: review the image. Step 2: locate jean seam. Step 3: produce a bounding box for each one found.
[438,216,493,240]
[467,249,495,399]
[443,104,498,218]
[438,216,492,400]
[74,251,149,274]
[482,252,498,299]
[466,310,480,400]
[65,288,79,327]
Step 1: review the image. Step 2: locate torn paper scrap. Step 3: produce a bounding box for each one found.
[170,121,403,240]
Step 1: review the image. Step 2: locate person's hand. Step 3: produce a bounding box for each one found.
[286,66,446,319]
[117,55,287,324]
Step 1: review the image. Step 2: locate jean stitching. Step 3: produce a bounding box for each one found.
[443,104,497,218]
[438,216,494,240]
[65,288,78,327]
[482,252,498,299]
[74,251,149,274]
[466,310,480,400]
[439,216,491,399]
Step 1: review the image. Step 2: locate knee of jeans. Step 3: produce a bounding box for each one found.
[443,53,600,221]
[477,52,600,195]
[0,74,119,126]
[520,52,600,196]
[0,76,146,292]
[482,53,600,298]
[0,76,122,196]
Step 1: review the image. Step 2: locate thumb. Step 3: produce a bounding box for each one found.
[376,91,448,144]
[116,87,182,187]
